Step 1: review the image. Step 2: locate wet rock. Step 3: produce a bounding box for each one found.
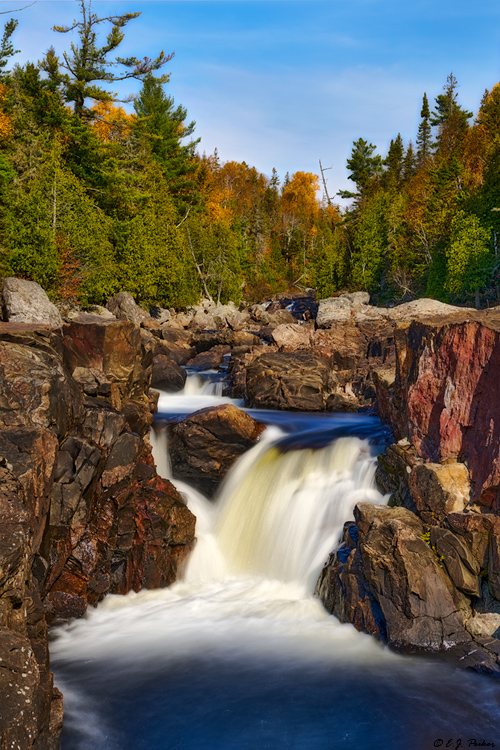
[2,276,63,328]
[186,345,230,369]
[168,404,265,497]
[151,355,187,392]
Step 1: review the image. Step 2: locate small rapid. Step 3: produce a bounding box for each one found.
[50,378,500,749]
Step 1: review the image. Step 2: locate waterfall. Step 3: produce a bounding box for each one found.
[151,423,385,591]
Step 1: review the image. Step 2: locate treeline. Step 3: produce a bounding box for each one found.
[0,4,498,308]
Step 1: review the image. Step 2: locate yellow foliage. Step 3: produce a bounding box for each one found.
[90,100,136,143]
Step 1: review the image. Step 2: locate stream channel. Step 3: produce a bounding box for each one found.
[50,370,500,749]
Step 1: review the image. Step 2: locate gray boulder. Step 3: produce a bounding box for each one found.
[2,277,63,328]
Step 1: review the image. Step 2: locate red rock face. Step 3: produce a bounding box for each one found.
[382,312,500,508]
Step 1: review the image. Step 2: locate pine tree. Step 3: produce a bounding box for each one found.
[40,0,173,120]
[416,93,432,164]
[383,133,404,188]
[133,75,199,212]
[338,138,383,201]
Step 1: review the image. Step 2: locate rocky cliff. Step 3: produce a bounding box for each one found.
[0,281,195,748]
[316,307,500,675]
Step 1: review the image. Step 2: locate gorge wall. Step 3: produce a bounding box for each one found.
[0,284,195,749]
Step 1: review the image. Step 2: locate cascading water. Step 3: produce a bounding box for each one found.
[50,384,500,750]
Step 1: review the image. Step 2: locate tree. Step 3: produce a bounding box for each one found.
[338,137,383,201]
[430,73,472,127]
[416,93,432,163]
[133,75,199,211]
[383,133,404,188]
[445,211,492,307]
[41,0,173,120]
[0,18,18,78]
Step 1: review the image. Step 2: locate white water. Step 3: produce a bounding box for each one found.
[50,383,500,749]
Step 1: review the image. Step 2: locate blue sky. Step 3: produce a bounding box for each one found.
[5,0,500,201]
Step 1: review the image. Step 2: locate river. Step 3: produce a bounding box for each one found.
[50,371,500,749]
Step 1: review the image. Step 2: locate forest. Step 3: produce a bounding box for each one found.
[0,2,499,309]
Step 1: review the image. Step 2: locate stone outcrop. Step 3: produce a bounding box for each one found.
[0,285,196,748]
[167,404,265,497]
[151,354,187,392]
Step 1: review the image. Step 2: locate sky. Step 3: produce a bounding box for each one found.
[4,0,500,202]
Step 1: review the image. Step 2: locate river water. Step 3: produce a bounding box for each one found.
[50,372,500,749]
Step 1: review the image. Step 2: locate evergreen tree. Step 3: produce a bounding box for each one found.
[383,133,404,188]
[133,75,200,212]
[338,137,383,201]
[41,0,173,120]
[416,93,432,163]
[445,210,492,307]
[0,19,18,78]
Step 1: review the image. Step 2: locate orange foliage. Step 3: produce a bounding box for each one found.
[281,171,320,224]
[0,82,13,141]
[90,100,136,143]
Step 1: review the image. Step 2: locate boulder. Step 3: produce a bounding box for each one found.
[2,277,63,328]
[315,503,471,654]
[168,404,265,497]
[408,462,470,523]
[316,292,370,328]
[106,291,149,326]
[244,350,337,411]
[151,355,187,392]
[186,345,230,369]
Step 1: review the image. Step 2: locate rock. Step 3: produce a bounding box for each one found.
[271,323,313,350]
[106,291,149,326]
[244,351,337,411]
[191,329,260,353]
[0,333,83,437]
[151,355,187,392]
[408,462,470,523]
[430,526,481,597]
[0,309,198,741]
[168,404,265,497]
[88,304,116,320]
[157,327,195,365]
[316,292,370,328]
[2,277,63,328]
[186,345,230,369]
[376,311,500,509]
[149,305,172,325]
[62,315,153,420]
[316,503,471,654]
[465,613,500,639]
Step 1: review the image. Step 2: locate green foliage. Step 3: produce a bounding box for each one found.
[133,75,199,212]
[351,192,387,291]
[186,215,244,304]
[338,137,383,201]
[312,225,349,298]
[118,165,198,306]
[445,211,492,303]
